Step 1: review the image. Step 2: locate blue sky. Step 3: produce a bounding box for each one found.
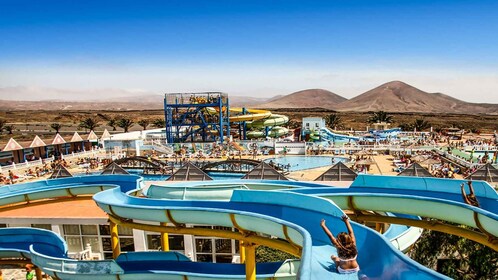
[1,0,497,102]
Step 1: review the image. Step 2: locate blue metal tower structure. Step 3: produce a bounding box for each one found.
[164,92,230,143]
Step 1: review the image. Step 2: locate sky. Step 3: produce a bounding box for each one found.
[0,0,497,103]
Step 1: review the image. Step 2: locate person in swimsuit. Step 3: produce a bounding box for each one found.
[461,181,480,207]
[321,215,360,274]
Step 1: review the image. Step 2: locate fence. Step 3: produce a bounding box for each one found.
[0,148,106,173]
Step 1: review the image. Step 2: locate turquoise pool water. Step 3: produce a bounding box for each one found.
[264,156,346,171]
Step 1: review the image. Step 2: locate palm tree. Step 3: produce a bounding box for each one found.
[413,119,431,132]
[152,118,165,128]
[398,123,411,131]
[0,119,6,134]
[117,118,134,133]
[107,119,117,131]
[79,117,100,131]
[50,123,63,134]
[325,114,342,130]
[4,124,15,134]
[137,119,150,131]
[368,111,393,124]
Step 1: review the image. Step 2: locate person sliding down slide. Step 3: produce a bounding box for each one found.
[320,216,360,274]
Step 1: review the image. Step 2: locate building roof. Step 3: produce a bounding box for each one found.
[69,131,84,142]
[101,129,112,139]
[466,163,498,182]
[87,130,99,141]
[101,162,130,175]
[314,162,358,181]
[397,162,434,177]
[2,138,24,151]
[0,199,107,219]
[49,165,73,179]
[51,133,67,145]
[242,162,288,180]
[167,162,213,181]
[29,135,47,148]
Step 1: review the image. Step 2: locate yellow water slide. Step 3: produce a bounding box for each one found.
[228,108,272,122]
[205,107,272,122]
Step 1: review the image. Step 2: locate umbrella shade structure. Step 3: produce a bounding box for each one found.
[242,162,288,180]
[397,163,433,177]
[49,165,73,179]
[466,163,498,183]
[314,162,358,181]
[101,162,130,175]
[167,162,213,181]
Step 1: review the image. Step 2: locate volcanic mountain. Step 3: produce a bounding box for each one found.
[257,89,347,109]
[334,81,498,114]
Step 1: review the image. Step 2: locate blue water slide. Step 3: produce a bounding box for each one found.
[1,175,497,279]
[320,127,361,142]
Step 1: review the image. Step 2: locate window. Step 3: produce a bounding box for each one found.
[32,224,51,230]
[193,226,238,263]
[146,233,184,252]
[63,224,135,260]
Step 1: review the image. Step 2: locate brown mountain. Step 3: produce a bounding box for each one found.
[257,89,347,109]
[334,81,498,114]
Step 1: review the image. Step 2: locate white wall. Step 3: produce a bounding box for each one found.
[275,142,306,155]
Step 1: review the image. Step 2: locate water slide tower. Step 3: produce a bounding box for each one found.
[164,92,230,143]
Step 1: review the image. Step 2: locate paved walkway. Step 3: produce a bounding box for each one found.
[2,268,29,280]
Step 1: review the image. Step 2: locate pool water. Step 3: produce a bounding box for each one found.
[264,156,346,171]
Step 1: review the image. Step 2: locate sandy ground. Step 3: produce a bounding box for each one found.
[285,154,400,181]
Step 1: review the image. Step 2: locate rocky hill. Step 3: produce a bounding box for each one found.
[257,89,347,109]
[334,81,498,114]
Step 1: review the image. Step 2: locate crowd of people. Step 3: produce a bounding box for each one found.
[0,157,113,186]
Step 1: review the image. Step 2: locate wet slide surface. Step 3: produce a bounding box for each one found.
[1,175,496,279]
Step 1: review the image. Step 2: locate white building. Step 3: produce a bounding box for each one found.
[302,117,325,132]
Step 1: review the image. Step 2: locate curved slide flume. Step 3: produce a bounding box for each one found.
[90,186,444,279]
[1,175,496,279]
[245,114,289,139]
[320,127,360,142]
[290,175,498,249]
[28,179,445,279]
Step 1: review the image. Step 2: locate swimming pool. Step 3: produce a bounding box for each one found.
[264,156,347,171]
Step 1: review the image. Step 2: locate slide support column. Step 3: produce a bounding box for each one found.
[240,241,246,263]
[110,220,121,259]
[35,267,43,280]
[244,242,256,280]
[160,222,170,251]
